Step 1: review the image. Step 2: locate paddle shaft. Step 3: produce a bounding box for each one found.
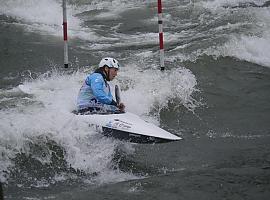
[115,85,121,105]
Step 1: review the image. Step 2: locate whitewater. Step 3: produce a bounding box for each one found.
[0,0,270,199]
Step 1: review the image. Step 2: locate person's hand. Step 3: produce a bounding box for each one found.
[118,102,125,112]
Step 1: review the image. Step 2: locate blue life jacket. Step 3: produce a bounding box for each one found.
[77,68,118,112]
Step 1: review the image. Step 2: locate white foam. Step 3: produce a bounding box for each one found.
[0,0,102,41]
[0,69,135,184]
[207,7,270,68]
[113,63,200,125]
[165,2,270,68]
[200,0,266,10]
[221,33,270,67]
[168,30,270,68]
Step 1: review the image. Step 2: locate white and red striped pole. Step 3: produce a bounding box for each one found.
[63,0,68,68]
[158,0,165,71]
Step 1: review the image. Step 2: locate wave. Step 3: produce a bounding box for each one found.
[200,0,268,9]
[166,0,270,67]
[1,0,270,67]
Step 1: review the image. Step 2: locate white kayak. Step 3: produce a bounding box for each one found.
[75,112,182,144]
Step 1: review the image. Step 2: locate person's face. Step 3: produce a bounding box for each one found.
[108,67,118,80]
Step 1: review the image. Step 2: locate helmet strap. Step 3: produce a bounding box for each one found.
[106,70,111,81]
[104,66,110,81]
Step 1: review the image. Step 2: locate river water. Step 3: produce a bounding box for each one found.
[0,0,270,199]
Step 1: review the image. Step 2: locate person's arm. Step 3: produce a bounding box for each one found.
[88,74,117,105]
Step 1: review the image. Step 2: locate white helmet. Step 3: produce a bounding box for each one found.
[99,57,120,69]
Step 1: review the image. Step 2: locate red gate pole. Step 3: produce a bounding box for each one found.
[63,0,68,68]
[158,0,165,71]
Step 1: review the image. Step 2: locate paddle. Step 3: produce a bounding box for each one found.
[115,85,121,106]
[115,85,126,112]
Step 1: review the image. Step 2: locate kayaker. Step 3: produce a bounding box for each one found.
[76,57,125,114]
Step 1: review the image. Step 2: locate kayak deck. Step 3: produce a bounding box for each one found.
[74,111,182,144]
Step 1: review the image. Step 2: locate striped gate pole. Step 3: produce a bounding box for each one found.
[63,0,68,68]
[158,0,165,71]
